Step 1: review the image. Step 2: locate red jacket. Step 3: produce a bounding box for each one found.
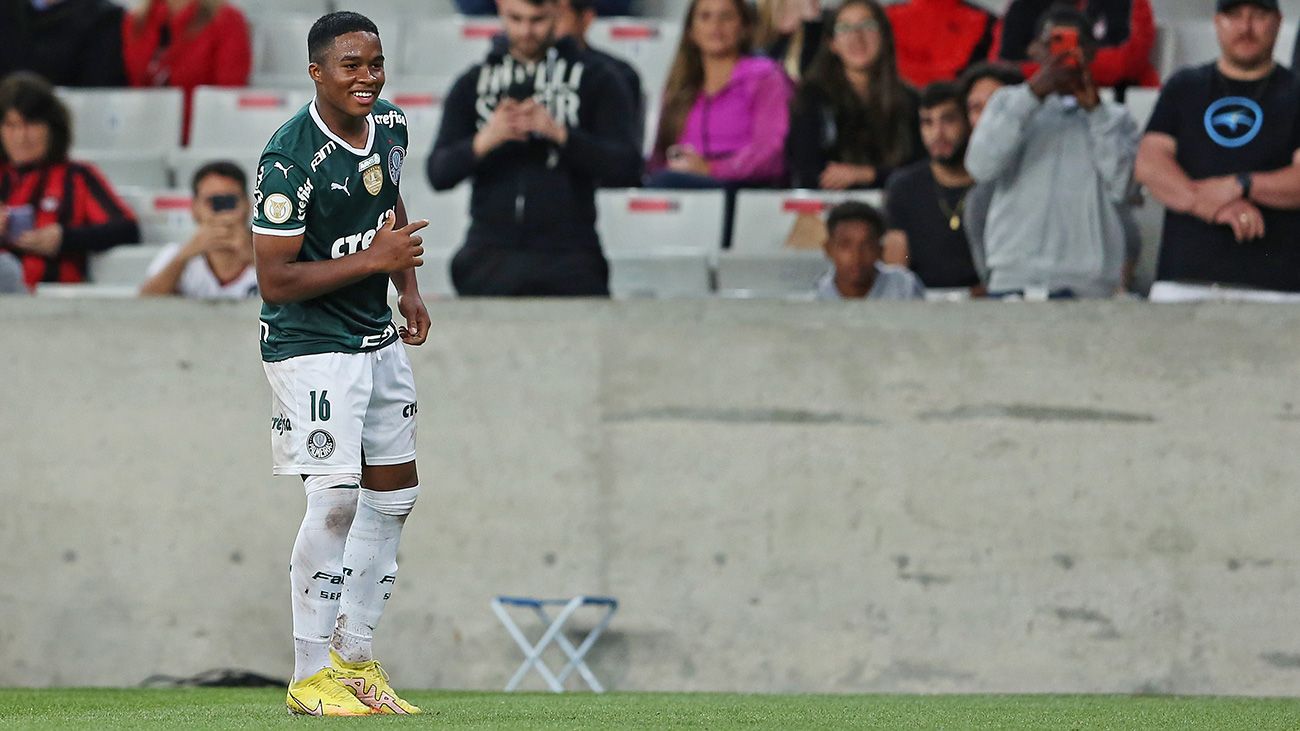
[121,0,252,143]
[993,0,1160,88]
[886,0,997,88]
[0,160,140,289]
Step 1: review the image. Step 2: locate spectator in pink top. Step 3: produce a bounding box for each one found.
[647,0,794,188]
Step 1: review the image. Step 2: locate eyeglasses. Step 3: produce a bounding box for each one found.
[833,19,879,37]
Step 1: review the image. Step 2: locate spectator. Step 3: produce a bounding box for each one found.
[885,0,996,88]
[427,0,642,296]
[0,72,139,291]
[1136,0,1300,302]
[555,0,646,154]
[647,0,792,188]
[883,82,982,295]
[996,0,1159,88]
[958,61,1025,281]
[0,0,127,87]
[121,0,252,144]
[756,0,823,80]
[816,200,925,300]
[139,160,256,298]
[456,0,630,18]
[965,8,1139,299]
[787,0,920,190]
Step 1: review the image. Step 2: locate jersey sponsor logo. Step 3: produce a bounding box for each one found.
[331,178,351,196]
[389,146,405,186]
[264,193,293,224]
[311,140,338,172]
[1204,97,1264,148]
[357,153,381,171]
[373,110,407,128]
[253,165,266,206]
[295,179,313,221]
[271,413,293,435]
[330,208,395,259]
[260,320,270,342]
[402,402,418,418]
[273,161,296,178]
[361,322,397,349]
[306,429,336,460]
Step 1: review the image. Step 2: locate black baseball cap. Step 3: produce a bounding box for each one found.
[1217,0,1280,12]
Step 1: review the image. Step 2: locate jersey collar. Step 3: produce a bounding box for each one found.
[309,99,375,157]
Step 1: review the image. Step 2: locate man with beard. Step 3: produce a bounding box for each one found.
[1136,0,1300,302]
[965,6,1138,299]
[883,82,983,297]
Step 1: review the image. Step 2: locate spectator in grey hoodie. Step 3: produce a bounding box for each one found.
[965,7,1139,299]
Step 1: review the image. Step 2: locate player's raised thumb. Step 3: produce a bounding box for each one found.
[382,209,397,230]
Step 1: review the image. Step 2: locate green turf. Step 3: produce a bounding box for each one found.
[2,689,1300,730]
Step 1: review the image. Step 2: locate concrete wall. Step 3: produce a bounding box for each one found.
[3,299,1300,694]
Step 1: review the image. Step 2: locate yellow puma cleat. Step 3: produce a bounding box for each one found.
[331,649,423,715]
[285,666,377,716]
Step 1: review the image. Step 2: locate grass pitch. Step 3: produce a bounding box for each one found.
[2,689,1300,729]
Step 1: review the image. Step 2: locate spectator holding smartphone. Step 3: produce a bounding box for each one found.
[139,160,256,298]
[965,7,1138,299]
[0,72,139,291]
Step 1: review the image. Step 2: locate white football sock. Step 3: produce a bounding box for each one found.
[332,485,420,664]
[289,482,358,681]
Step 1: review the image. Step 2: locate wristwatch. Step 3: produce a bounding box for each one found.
[1238,172,1254,201]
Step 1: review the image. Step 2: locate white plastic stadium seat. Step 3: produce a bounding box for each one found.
[1124,87,1160,130]
[596,189,725,254]
[383,87,446,151]
[188,87,315,149]
[608,249,712,298]
[227,0,330,18]
[587,18,681,102]
[720,189,884,297]
[402,182,471,253]
[401,17,502,81]
[364,0,458,17]
[251,15,317,88]
[89,244,164,287]
[59,88,183,188]
[126,190,198,245]
[169,148,264,196]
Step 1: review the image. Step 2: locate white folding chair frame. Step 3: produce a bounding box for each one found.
[490,595,618,693]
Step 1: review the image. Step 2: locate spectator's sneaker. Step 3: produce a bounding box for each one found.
[331,649,422,715]
[286,667,377,716]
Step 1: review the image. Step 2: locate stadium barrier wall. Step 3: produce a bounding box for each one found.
[4,298,1300,694]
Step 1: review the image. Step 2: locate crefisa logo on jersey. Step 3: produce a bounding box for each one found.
[389,146,405,186]
[306,429,335,460]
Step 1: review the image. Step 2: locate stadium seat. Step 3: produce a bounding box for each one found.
[364,0,458,17]
[169,148,264,195]
[609,249,712,298]
[250,15,318,88]
[400,17,502,81]
[120,190,198,245]
[59,87,184,188]
[383,86,447,150]
[629,0,688,21]
[719,190,883,297]
[587,18,681,99]
[1172,19,1218,69]
[596,188,726,254]
[228,0,331,18]
[402,181,470,253]
[1124,87,1160,130]
[89,244,163,288]
[188,87,315,149]
[1152,23,1177,83]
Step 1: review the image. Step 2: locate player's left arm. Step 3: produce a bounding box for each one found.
[391,195,430,346]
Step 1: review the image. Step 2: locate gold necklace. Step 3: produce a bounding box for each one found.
[935,181,968,231]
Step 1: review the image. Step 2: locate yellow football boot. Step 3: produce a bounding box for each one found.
[331,649,422,715]
[286,666,377,716]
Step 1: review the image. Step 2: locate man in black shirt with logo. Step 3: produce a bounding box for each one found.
[1136,0,1300,301]
[884,82,983,297]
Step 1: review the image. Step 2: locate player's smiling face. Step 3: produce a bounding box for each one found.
[311,31,385,118]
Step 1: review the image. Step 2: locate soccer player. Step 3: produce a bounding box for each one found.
[251,11,429,717]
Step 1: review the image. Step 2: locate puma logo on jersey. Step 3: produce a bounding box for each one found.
[331,178,351,196]
[274,162,295,178]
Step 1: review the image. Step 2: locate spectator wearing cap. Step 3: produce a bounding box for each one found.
[0,0,127,87]
[885,0,996,88]
[965,7,1139,299]
[815,200,925,301]
[1136,0,1300,302]
[995,0,1159,89]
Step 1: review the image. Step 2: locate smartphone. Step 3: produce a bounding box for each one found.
[209,194,239,212]
[5,204,34,243]
[1050,27,1080,67]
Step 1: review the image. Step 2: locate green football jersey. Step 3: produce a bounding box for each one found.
[252,98,410,362]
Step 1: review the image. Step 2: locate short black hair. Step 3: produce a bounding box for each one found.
[567,0,596,12]
[826,201,886,242]
[958,61,1026,104]
[308,11,380,64]
[1035,5,1097,50]
[919,81,963,112]
[190,160,248,196]
[0,71,71,164]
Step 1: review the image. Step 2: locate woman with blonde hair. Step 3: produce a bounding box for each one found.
[121,0,252,143]
[755,0,823,81]
[647,0,793,188]
[786,0,921,190]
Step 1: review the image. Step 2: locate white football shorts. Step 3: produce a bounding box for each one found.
[263,340,418,475]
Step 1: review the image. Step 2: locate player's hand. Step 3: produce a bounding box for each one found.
[473,99,528,157]
[368,211,428,273]
[397,291,430,346]
[1215,199,1265,243]
[12,223,61,257]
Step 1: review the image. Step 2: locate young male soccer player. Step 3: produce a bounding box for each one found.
[251,11,430,716]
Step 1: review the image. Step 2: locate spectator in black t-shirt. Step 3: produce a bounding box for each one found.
[1136,0,1300,301]
[555,0,646,158]
[0,0,126,87]
[883,82,983,296]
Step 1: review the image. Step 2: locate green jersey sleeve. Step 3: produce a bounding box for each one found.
[252,151,313,237]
